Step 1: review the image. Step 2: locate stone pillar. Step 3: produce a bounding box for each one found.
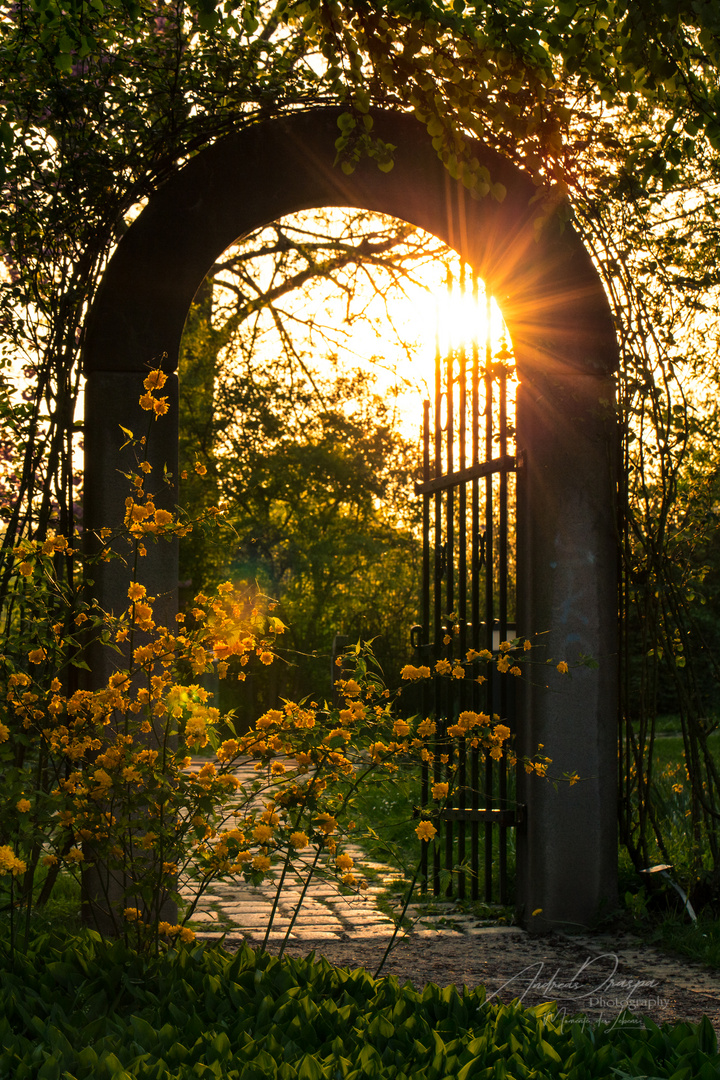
[82,370,179,934]
[515,366,618,931]
[83,370,179,669]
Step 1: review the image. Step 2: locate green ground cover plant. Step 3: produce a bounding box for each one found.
[2,930,719,1080]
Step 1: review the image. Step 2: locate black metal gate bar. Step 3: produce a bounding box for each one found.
[444,276,455,897]
[416,274,519,904]
[498,346,510,904]
[471,272,481,901]
[484,288,495,901]
[457,270,468,900]
[420,398,431,893]
[433,329,443,897]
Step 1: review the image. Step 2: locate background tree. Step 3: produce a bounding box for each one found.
[178,209,448,711]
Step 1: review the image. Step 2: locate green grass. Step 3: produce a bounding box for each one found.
[343,764,516,915]
[343,765,421,874]
[649,916,720,968]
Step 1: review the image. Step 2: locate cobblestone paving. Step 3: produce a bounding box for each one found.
[183,757,496,943]
[183,867,501,943]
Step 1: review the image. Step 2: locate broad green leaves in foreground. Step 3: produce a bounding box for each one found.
[1,931,719,1079]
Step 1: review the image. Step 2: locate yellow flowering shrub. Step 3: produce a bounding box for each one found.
[0,369,562,954]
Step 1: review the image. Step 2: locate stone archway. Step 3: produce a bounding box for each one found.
[84,107,619,931]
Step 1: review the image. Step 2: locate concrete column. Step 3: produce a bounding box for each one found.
[515,367,618,931]
[83,370,179,659]
[82,370,179,934]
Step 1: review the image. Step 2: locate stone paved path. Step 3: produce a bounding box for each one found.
[183,866,501,943]
[182,756,494,943]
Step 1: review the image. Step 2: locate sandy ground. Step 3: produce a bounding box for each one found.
[222,927,720,1038]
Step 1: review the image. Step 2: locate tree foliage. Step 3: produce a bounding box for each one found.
[178,209,439,705]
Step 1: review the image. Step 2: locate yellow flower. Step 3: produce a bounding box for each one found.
[152,397,169,417]
[178,927,195,943]
[392,719,410,738]
[451,665,465,679]
[16,799,31,813]
[290,831,309,849]
[434,659,451,675]
[415,821,437,842]
[459,710,490,728]
[335,852,354,871]
[127,581,147,601]
[124,907,141,922]
[368,741,388,762]
[0,721,9,743]
[557,661,569,674]
[154,509,173,527]
[28,648,46,664]
[253,823,274,844]
[18,561,33,577]
[139,392,156,411]
[259,651,274,666]
[417,717,436,738]
[431,782,448,800]
[143,369,167,390]
[252,854,271,872]
[523,639,532,652]
[510,666,522,676]
[132,602,154,626]
[0,845,26,876]
[67,847,84,863]
[194,461,207,476]
[256,709,282,729]
[314,813,337,835]
[217,738,239,762]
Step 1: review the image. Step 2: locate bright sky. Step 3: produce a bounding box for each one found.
[210,208,513,446]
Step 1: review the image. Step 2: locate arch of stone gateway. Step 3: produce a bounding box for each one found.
[83,107,619,932]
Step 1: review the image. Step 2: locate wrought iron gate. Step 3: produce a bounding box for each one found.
[412,283,521,904]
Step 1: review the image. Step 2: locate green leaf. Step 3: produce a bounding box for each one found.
[36,1058,60,1080]
[297,1053,324,1080]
